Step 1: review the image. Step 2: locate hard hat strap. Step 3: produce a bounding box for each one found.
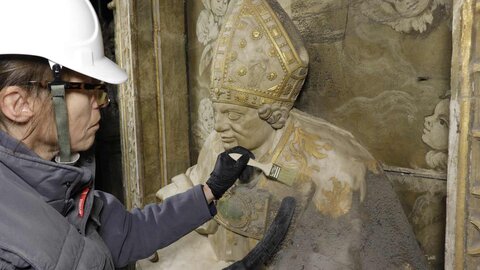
[49,64,77,164]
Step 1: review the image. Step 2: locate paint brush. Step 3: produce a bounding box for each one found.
[229,153,298,186]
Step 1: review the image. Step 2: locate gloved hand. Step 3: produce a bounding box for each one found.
[206,146,255,200]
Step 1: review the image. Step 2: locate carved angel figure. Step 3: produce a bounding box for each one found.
[196,0,230,75]
[421,92,449,171]
[192,97,215,151]
[360,0,450,33]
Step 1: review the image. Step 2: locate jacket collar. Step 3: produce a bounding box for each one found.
[0,130,93,214]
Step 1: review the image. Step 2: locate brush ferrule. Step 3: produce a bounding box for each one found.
[269,164,281,179]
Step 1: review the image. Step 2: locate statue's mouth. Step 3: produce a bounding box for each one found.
[221,136,236,143]
[423,123,431,134]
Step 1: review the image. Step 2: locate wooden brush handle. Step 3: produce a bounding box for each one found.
[228,153,272,175]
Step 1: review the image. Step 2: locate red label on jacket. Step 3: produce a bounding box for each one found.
[78,187,90,217]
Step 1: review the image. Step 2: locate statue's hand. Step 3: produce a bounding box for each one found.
[206,146,254,199]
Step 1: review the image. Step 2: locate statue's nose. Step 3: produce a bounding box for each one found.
[425,115,433,127]
[214,115,230,132]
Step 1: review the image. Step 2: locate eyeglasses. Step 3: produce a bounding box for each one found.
[25,80,110,108]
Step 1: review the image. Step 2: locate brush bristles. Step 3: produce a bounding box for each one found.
[269,164,298,186]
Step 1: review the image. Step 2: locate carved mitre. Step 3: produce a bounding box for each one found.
[210,0,309,110]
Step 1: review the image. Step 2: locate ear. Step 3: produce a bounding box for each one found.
[0,86,35,123]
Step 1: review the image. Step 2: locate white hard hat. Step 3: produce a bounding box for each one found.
[0,0,127,84]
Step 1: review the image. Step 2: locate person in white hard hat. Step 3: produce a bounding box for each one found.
[0,0,253,269]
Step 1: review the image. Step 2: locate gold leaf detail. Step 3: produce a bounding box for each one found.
[317,177,352,218]
[235,92,248,103]
[229,51,238,62]
[268,47,276,57]
[238,67,247,77]
[271,27,280,38]
[238,21,247,30]
[221,36,228,45]
[251,29,263,40]
[291,128,330,160]
[267,72,277,81]
[280,127,331,184]
[239,39,247,48]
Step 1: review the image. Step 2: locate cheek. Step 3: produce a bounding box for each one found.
[30,99,57,145]
[231,117,271,148]
[65,95,95,149]
[66,95,92,128]
[421,131,431,143]
[36,114,57,145]
[68,115,96,152]
[68,106,89,133]
[427,123,449,149]
[252,124,273,144]
[431,122,448,136]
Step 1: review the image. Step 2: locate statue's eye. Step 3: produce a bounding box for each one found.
[439,118,449,127]
[227,111,242,120]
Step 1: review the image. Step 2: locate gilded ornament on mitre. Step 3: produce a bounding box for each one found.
[209,0,309,110]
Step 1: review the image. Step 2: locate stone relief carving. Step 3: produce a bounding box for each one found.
[409,191,445,248]
[196,0,231,75]
[179,2,450,268]
[333,90,417,130]
[192,97,215,149]
[360,0,450,33]
[386,170,446,268]
[421,91,449,171]
[192,0,232,153]
[290,0,349,43]
[325,10,450,168]
[154,0,427,268]
[191,0,452,169]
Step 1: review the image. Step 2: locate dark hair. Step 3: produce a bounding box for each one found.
[0,55,54,141]
[0,55,53,93]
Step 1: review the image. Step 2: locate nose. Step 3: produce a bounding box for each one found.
[424,115,432,127]
[214,113,230,132]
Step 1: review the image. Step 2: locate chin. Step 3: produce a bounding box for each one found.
[222,142,238,150]
[421,134,429,144]
[71,138,95,152]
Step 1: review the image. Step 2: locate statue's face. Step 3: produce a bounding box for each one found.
[213,102,274,151]
[422,99,449,151]
[210,0,228,17]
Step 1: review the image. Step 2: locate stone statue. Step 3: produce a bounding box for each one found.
[422,91,450,171]
[153,0,427,269]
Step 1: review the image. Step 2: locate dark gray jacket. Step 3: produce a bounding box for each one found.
[0,130,214,269]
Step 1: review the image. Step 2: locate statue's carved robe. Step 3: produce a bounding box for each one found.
[158,109,427,269]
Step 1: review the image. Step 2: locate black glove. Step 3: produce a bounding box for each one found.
[228,146,255,182]
[206,146,255,199]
